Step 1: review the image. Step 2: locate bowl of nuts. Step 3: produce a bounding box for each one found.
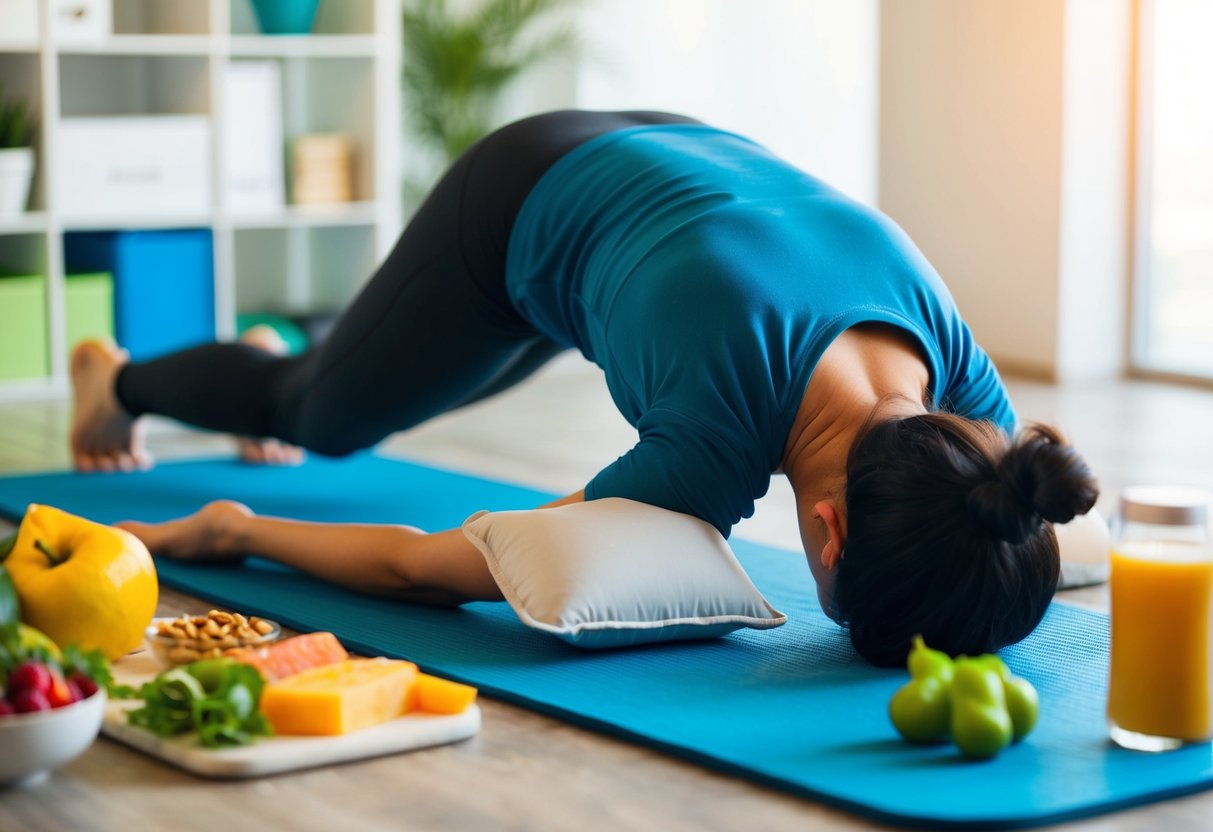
[145,610,280,667]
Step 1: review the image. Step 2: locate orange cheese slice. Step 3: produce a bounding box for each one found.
[261,658,418,735]
[415,673,478,714]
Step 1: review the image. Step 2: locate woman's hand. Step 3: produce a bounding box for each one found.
[117,500,253,562]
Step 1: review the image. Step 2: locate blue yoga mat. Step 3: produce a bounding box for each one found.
[0,454,1210,828]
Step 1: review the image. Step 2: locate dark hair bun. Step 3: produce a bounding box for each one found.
[967,480,1036,543]
[967,424,1099,544]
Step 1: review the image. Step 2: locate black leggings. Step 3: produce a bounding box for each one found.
[116,110,700,455]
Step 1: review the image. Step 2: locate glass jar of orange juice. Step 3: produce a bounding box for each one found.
[1107,485,1213,751]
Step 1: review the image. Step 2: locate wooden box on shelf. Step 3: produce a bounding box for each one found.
[291,133,353,205]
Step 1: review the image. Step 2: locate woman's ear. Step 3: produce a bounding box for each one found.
[814,500,847,570]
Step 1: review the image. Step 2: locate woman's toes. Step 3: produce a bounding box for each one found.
[116,518,176,554]
[118,520,179,557]
[265,441,304,465]
[237,436,304,466]
[238,440,267,464]
[240,324,288,355]
[115,519,150,538]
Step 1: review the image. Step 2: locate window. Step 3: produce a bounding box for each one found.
[1134,0,1213,378]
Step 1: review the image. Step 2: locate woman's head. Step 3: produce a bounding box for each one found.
[829,413,1098,667]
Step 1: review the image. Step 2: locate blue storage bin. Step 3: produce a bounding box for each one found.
[64,230,216,362]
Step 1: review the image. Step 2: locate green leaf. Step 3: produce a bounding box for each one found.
[0,620,20,687]
[0,78,30,149]
[61,642,124,696]
[0,530,16,562]
[125,658,272,747]
[402,0,581,183]
[0,565,18,628]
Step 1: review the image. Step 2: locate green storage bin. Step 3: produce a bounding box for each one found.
[0,274,49,382]
[66,272,115,351]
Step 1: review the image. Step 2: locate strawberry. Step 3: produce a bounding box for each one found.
[10,687,51,713]
[7,661,53,696]
[68,671,99,699]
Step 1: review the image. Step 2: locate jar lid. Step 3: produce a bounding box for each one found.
[1120,485,1212,526]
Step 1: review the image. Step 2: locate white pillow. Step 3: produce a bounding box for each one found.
[1056,506,1110,589]
[461,497,787,648]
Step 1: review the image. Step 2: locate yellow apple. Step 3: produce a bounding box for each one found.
[5,504,158,660]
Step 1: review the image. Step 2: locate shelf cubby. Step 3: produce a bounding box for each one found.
[233,223,375,318]
[0,52,44,213]
[279,56,377,203]
[0,233,53,386]
[229,0,376,36]
[58,53,210,116]
[0,232,49,278]
[0,0,401,399]
[113,0,212,35]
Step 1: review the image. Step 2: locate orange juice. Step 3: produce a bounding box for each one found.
[1107,540,1213,744]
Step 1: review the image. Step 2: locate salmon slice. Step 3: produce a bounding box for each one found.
[228,631,349,682]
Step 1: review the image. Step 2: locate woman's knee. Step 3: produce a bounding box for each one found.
[289,417,377,457]
[268,364,383,456]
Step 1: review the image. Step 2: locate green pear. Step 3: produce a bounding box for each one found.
[889,676,952,744]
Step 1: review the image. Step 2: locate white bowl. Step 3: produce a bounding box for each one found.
[0,690,107,787]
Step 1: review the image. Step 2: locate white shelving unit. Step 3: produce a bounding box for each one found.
[0,0,402,400]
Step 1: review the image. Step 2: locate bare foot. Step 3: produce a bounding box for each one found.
[236,326,305,466]
[70,339,151,473]
[117,500,253,562]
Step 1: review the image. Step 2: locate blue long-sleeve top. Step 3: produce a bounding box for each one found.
[505,124,1015,537]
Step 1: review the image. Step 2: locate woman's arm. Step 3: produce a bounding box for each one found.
[119,490,585,606]
[223,514,502,605]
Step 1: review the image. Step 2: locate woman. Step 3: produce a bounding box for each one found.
[71,110,1099,666]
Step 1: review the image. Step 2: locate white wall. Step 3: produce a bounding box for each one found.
[1057,0,1131,380]
[879,0,1131,381]
[880,0,1066,376]
[573,0,880,206]
[451,1,880,206]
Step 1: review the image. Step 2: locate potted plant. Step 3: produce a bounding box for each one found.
[0,79,34,219]
[402,0,578,202]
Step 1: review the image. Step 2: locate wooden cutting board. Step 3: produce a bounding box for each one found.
[101,652,480,778]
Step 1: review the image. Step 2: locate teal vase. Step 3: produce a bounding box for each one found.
[249,0,321,35]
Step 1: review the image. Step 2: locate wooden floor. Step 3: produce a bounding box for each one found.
[2,355,1212,832]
